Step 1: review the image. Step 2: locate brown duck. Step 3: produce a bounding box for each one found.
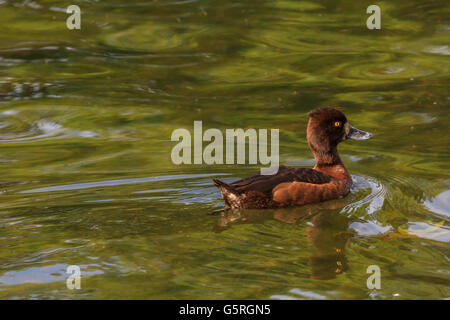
[213,107,373,209]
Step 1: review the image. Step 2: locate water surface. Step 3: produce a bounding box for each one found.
[0,0,449,299]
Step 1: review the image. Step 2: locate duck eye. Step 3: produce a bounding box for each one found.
[334,121,341,127]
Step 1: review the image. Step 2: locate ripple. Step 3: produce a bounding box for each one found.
[104,23,207,52]
[290,288,326,299]
[21,173,227,194]
[271,288,326,300]
[333,58,438,82]
[0,81,52,100]
[334,91,416,105]
[425,45,450,56]
[0,109,99,143]
[0,119,94,143]
[391,112,437,125]
[342,175,388,217]
[398,220,450,242]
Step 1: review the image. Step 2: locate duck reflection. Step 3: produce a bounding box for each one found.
[213,198,357,280]
[305,211,354,280]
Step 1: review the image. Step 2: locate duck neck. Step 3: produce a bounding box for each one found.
[311,145,350,181]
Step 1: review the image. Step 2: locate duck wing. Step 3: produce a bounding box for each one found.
[218,165,332,195]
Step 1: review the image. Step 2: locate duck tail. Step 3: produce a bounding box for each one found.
[213,179,237,193]
[213,179,243,208]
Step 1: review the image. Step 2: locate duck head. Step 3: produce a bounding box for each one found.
[307,107,373,166]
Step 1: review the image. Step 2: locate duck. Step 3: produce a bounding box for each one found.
[213,107,373,209]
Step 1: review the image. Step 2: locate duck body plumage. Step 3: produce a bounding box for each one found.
[214,165,352,209]
[213,107,373,209]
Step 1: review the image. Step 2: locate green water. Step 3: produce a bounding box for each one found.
[0,0,449,299]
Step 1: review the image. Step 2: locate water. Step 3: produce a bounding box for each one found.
[0,0,449,299]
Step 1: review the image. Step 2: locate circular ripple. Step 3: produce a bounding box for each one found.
[0,108,98,143]
[104,23,206,52]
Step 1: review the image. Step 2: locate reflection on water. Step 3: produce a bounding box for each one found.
[0,0,449,299]
[425,190,450,218]
[214,175,391,282]
[0,264,102,286]
[216,208,354,281]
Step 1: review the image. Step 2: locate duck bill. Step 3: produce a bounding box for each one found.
[347,125,373,140]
